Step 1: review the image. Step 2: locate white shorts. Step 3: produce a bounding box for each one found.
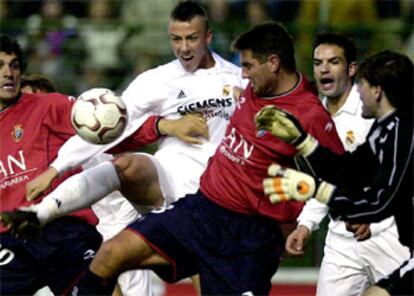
[316,223,410,296]
[136,152,201,205]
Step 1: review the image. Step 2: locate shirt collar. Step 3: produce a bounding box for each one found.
[322,84,360,116]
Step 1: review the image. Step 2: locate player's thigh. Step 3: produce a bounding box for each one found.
[317,259,370,296]
[112,153,163,207]
[90,228,169,278]
[357,225,410,282]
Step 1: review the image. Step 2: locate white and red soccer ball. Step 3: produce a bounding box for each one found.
[71,88,127,144]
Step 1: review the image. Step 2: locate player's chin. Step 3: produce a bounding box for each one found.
[0,89,19,100]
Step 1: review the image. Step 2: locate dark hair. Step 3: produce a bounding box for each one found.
[0,35,25,72]
[21,75,57,93]
[170,0,209,30]
[313,33,357,65]
[232,21,296,72]
[358,50,413,112]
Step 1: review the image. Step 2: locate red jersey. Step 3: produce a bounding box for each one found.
[200,74,344,222]
[0,93,96,232]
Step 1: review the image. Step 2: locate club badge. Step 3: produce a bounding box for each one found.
[11,124,24,142]
[345,130,355,146]
[222,85,231,96]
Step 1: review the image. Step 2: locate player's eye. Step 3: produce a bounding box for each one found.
[330,58,341,65]
[170,36,182,42]
[10,61,21,71]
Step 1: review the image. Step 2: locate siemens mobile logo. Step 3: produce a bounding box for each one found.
[177,98,233,115]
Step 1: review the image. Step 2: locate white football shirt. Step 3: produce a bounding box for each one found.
[52,52,245,199]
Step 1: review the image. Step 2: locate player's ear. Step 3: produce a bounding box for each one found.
[348,61,357,78]
[206,29,213,45]
[267,54,280,73]
[374,85,382,102]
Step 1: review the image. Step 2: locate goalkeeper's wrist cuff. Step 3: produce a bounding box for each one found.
[315,181,335,204]
[296,134,318,156]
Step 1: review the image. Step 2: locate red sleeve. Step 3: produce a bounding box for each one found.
[44,93,76,139]
[306,110,345,155]
[108,115,162,154]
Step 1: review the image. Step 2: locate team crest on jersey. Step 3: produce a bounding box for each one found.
[11,124,24,142]
[256,129,267,137]
[222,85,231,96]
[345,130,355,146]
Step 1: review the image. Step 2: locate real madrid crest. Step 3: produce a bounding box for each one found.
[11,124,24,142]
[222,85,231,96]
[345,130,355,146]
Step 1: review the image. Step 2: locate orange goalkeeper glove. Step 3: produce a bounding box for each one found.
[263,164,335,204]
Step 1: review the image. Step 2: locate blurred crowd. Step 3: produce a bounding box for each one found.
[1,0,413,98]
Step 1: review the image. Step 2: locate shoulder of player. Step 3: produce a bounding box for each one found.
[29,92,75,106]
[288,93,335,130]
[382,111,412,137]
[211,52,241,73]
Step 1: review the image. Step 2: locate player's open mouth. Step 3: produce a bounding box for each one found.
[181,56,193,63]
[319,78,335,90]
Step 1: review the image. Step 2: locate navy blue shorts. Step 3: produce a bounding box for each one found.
[0,216,102,295]
[128,191,284,295]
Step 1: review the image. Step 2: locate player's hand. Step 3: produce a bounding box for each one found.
[0,209,41,239]
[255,105,305,143]
[222,84,244,102]
[263,164,335,204]
[26,167,58,201]
[285,225,311,256]
[345,222,371,241]
[363,285,390,296]
[232,86,244,102]
[255,106,317,156]
[157,114,209,145]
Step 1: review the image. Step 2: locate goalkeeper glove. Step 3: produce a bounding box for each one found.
[255,106,317,156]
[263,164,335,204]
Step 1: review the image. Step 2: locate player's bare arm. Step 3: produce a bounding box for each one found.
[285,225,311,256]
[26,166,59,201]
[157,113,209,145]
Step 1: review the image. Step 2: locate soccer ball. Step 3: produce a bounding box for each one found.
[71,88,128,144]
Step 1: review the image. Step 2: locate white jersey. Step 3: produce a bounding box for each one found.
[51,52,245,178]
[297,85,399,237]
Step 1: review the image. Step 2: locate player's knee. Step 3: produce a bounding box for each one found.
[112,154,163,207]
[112,154,156,184]
[92,230,168,274]
[91,240,126,278]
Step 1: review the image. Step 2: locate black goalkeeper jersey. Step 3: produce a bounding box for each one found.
[306,110,413,252]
